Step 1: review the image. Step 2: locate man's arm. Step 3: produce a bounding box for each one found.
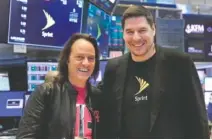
[183,56,209,138]
[16,85,47,138]
[97,60,116,138]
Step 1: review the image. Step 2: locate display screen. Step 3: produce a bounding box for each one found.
[183,15,212,61]
[90,60,107,86]
[156,18,184,52]
[8,0,83,47]
[0,72,10,91]
[89,0,118,14]
[185,39,205,61]
[205,92,212,109]
[27,61,58,91]
[109,16,124,49]
[197,70,205,84]
[183,14,212,40]
[0,0,10,43]
[0,91,24,117]
[183,14,205,39]
[204,21,212,40]
[86,3,110,59]
[158,9,181,19]
[205,77,212,92]
[109,50,123,58]
[156,0,175,4]
[204,42,212,61]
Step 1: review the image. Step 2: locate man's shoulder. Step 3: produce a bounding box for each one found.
[160,47,191,63]
[88,85,102,107]
[107,53,129,65]
[37,81,61,96]
[90,85,101,95]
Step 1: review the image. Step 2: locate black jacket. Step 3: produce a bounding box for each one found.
[99,47,209,139]
[16,81,102,139]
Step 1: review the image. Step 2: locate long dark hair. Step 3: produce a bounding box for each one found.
[50,33,100,138]
[56,33,100,84]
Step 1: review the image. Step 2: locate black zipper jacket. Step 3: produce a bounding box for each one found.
[16,81,102,139]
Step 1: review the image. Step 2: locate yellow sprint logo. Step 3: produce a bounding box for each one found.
[134,76,149,96]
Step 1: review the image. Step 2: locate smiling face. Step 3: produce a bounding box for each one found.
[123,16,156,61]
[67,38,96,86]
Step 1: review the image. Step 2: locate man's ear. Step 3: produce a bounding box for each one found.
[152,23,156,36]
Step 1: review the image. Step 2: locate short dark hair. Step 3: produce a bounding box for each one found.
[122,5,154,29]
[56,33,100,84]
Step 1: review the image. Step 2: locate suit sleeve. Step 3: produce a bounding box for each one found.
[183,56,209,138]
[97,60,115,138]
[16,85,47,138]
[97,60,114,93]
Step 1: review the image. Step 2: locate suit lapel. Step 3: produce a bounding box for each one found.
[149,47,166,132]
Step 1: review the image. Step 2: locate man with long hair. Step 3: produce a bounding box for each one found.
[17,33,102,139]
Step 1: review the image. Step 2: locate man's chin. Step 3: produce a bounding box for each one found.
[132,51,146,57]
[77,75,89,81]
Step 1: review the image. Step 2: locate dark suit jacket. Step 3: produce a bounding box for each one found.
[99,47,209,138]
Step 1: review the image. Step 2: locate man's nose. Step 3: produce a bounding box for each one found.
[132,32,142,41]
[82,58,89,65]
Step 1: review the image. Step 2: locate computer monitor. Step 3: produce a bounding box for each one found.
[85,3,110,59]
[90,60,107,86]
[109,16,124,49]
[183,14,205,39]
[0,72,10,91]
[27,61,58,92]
[197,70,205,84]
[0,91,25,117]
[109,50,123,58]
[89,0,119,15]
[204,92,212,109]
[8,0,83,48]
[205,77,212,92]
[184,39,205,62]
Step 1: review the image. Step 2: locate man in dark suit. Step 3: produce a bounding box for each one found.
[99,5,209,138]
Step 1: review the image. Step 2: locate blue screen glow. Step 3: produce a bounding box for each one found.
[8,0,83,48]
[0,91,25,117]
